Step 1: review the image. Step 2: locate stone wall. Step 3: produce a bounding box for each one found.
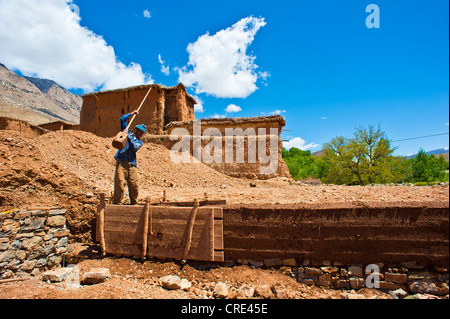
[237,258,449,297]
[0,208,70,279]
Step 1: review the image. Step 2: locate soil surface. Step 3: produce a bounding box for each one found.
[0,129,448,299]
[0,255,392,300]
[1,130,447,210]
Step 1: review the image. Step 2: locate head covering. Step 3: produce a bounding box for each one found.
[135,124,147,133]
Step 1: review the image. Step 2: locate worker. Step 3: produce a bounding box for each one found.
[112,110,147,205]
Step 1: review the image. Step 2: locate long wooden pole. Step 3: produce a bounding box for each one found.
[98,193,106,256]
[126,86,152,131]
[141,197,151,261]
[0,278,27,284]
[183,199,200,260]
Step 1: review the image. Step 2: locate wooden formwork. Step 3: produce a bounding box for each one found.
[96,194,224,262]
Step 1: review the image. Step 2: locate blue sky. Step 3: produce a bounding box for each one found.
[0,0,448,155]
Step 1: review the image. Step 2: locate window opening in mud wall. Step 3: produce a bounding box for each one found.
[122,108,125,115]
[164,92,178,127]
[98,115,101,124]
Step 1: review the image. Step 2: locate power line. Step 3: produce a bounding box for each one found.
[391,132,449,143]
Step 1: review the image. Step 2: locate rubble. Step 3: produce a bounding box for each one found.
[81,267,111,285]
[42,267,73,283]
[160,275,183,290]
[213,282,229,299]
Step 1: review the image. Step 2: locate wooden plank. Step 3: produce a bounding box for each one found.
[214,251,224,262]
[213,207,224,262]
[150,199,227,207]
[105,204,223,220]
[146,209,213,260]
[103,205,219,261]
[214,219,224,250]
[213,207,224,258]
[213,207,223,219]
[106,242,142,257]
[105,205,215,221]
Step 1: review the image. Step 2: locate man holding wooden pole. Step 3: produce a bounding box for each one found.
[112,110,146,205]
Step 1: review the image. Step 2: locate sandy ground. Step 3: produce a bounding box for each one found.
[0,129,448,300]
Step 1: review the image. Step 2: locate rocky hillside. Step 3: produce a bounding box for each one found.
[0,62,82,125]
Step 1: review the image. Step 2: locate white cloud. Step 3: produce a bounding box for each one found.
[143,10,151,19]
[158,54,170,76]
[258,71,270,81]
[445,123,449,126]
[191,95,204,113]
[212,114,226,119]
[177,16,267,98]
[225,104,242,113]
[0,0,152,92]
[321,117,327,120]
[283,137,320,150]
[269,110,286,116]
[258,70,270,86]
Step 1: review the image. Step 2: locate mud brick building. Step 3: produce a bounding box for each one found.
[78,83,291,179]
[153,115,291,179]
[0,117,47,138]
[79,83,197,137]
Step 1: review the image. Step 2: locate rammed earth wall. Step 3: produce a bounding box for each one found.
[0,208,70,279]
[80,83,196,137]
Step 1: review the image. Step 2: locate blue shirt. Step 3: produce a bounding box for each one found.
[114,113,144,166]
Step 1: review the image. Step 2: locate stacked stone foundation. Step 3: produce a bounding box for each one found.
[0,208,70,279]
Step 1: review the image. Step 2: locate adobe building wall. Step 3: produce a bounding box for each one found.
[39,121,79,132]
[165,115,286,136]
[145,115,291,179]
[0,117,48,138]
[145,134,291,179]
[79,83,196,137]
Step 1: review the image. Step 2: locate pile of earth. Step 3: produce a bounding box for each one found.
[0,130,247,242]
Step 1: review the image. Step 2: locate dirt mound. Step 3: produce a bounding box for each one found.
[0,131,88,208]
[0,129,247,242]
[33,130,247,196]
[0,131,98,242]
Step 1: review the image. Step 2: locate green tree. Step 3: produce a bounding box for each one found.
[282,148,326,180]
[321,125,405,185]
[407,149,449,183]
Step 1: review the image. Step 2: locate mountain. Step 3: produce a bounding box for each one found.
[425,148,449,156]
[311,150,324,157]
[0,63,82,126]
[405,148,449,162]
